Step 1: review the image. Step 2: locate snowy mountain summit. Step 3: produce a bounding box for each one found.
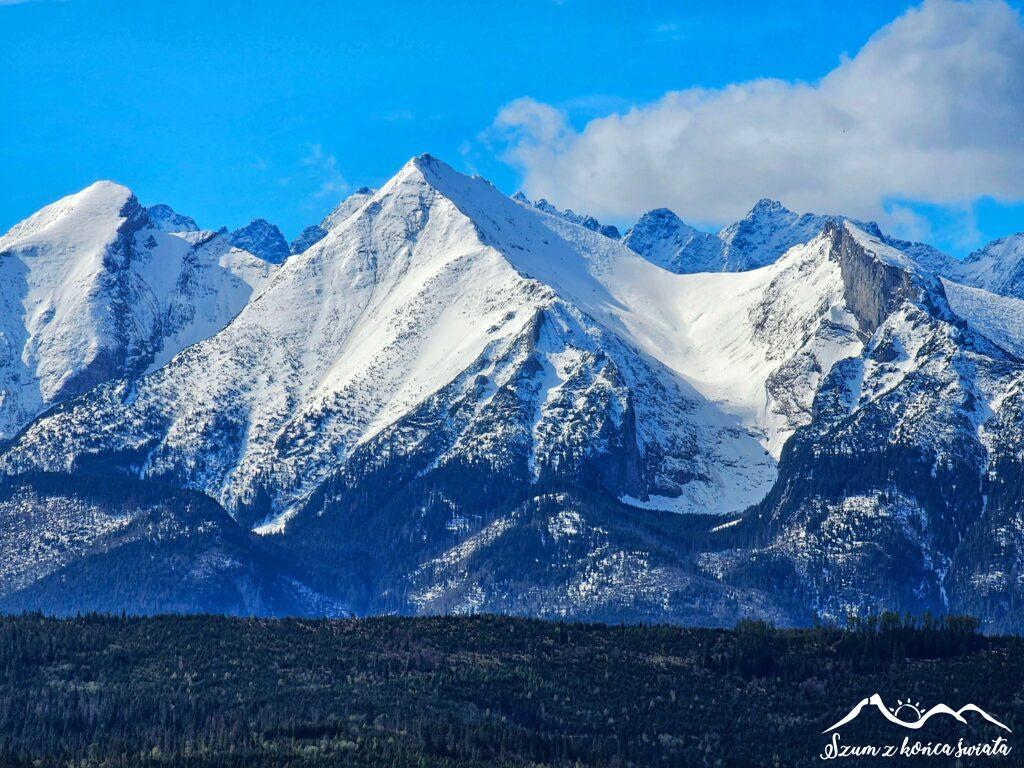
[3,156,1024,629]
[228,218,290,263]
[0,181,277,439]
[146,203,199,233]
[951,234,1024,299]
[624,198,867,274]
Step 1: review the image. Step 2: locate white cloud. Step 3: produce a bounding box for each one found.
[491,0,1024,231]
[885,204,935,243]
[302,143,349,199]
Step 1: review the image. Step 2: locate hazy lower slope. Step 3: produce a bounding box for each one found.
[0,473,344,616]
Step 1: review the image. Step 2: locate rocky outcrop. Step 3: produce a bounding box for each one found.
[830,221,925,334]
[146,203,199,233]
[228,219,290,263]
[290,224,327,254]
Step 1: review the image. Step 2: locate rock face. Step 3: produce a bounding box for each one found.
[4,158,1024,629]
[228,218,290,263]
[830,221,927,333]
[146,203,199,233]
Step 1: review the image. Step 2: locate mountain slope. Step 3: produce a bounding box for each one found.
[0,182,277,439]
[950,233,1024,300]
[4,159,1024,628]
[704,223,1024,624]
[289,187,378,254]
[2,157,875,532]
[0,472,344,616]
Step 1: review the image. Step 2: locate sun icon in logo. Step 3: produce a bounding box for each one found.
[890,699,924,721]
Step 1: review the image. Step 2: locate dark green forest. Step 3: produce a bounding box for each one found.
[0,614,1020,767]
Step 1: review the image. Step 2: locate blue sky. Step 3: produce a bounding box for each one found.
[2,0,1022,255]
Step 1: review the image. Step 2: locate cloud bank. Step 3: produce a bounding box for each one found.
[492,0,1024,231]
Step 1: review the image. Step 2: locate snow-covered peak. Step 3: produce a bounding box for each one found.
[623,195,946,280]
[0,180,141,252]
[718,199,832,271]
[387,153,470,193]
[624,197,837,275]
[625,207,682,229]
[228,218,290,263]
[146,203,199,233]
[953,233,1024,299]
[323,156,859,460]
[0,180,146,305]
[623,208,723,273]
[749,198,788,215]
[0,180,279,438]
[0,180,150,435]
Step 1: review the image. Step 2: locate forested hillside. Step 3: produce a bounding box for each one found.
[0,614,1018,767]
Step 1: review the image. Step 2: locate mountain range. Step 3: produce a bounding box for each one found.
[2,155,1024,630]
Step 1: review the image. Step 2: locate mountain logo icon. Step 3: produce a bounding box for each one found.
[824,694,1012,734]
